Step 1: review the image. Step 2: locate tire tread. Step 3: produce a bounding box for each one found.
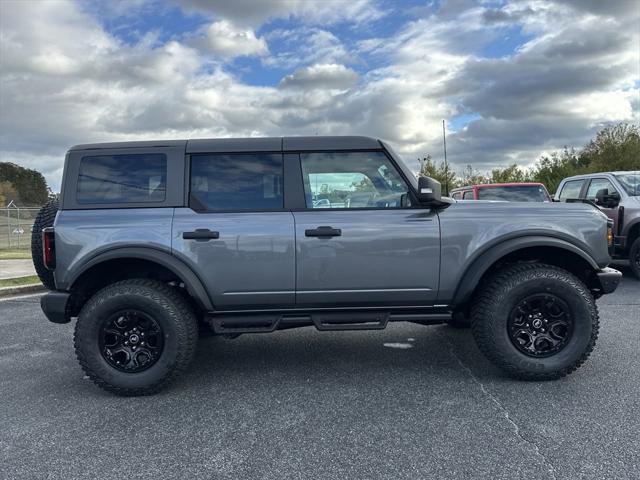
[31,199,59,290]
[74,279,198,396]
[471,262,599,380]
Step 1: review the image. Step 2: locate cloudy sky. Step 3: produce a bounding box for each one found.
[1,0,638,191]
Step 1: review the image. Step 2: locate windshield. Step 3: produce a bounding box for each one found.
[478,185,549,202]
[614,173,640,196]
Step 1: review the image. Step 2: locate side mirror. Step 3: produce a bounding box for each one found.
[417,176,442,204]
[596,188,620,208]
[595,188,608,205]
[608,191,621,207]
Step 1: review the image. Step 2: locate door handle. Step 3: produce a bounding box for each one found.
[305,226,342,237]
[183,229,220,241]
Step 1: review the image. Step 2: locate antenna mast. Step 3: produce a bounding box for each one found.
[442,119,448,195]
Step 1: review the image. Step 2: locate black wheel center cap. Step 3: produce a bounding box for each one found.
[129,334,139,344]
[532,319,543,329]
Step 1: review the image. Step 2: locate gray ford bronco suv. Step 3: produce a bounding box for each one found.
[33,136,622,396]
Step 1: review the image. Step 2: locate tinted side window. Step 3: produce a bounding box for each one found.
[77,154,167,204]
[300,151,409,209]
[190,153,283,211]
[462,190,474,199]
[558,180,584,201]
[585,178,617,200]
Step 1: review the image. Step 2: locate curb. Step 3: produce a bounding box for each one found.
[0,284,46,298]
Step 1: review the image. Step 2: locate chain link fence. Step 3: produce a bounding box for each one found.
[1,204,41,250]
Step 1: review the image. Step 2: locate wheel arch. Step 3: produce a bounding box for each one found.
[451,236,600,310]
[67,247,213,313]
[625,219,640,251]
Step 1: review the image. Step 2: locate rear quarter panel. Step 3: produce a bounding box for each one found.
[437,201,610,302]
[53,208,175,290]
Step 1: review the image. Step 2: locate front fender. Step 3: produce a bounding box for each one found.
[449,235,600,307]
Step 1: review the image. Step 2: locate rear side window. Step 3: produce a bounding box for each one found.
[462,190,474,199]
[557,180,584,201]
[77,154,167,204]
[190,153,283,211]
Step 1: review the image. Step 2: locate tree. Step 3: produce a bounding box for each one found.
[580,123,640,172]
[460,164,489,186]
[489,163,532,184]
[530,148,584,194]
[0,162,50,206]
[0,180,19,207]
[417,154,458,194]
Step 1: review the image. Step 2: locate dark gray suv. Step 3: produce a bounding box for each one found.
[32,136,621,395]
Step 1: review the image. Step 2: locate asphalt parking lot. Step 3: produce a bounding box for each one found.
[1,265,638,480]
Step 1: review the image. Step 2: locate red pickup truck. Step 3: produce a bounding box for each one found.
[450,182,552,202]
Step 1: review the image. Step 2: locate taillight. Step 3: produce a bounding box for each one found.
[42,227,56,270]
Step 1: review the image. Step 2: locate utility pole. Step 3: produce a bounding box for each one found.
[442,120,449,195]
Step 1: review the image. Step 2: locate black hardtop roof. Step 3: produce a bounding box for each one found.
[69,136,382,153]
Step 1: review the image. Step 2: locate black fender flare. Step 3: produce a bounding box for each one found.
[622,218,640,247]
[67,247,213,311]
[451,235,600,308]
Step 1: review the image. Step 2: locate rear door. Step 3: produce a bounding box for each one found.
[557,179,586,201]
[293,150,440,307]
[172,151,295,309]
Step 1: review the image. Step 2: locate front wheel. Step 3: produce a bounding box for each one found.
[74,279,198,396]
[471,263,598,380]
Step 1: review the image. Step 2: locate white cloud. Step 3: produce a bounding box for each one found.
[172,0,386,26]
[264,28,352,69]
[201,20,268,58]
[280,64,358,90]
[0,0,638,192]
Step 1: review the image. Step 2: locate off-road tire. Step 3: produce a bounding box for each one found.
[629,237,640,280]
[31,199,59,290]
[74,279,198,396]
[471,263,598,380]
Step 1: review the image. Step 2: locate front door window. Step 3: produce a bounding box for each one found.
[300,151,410,209]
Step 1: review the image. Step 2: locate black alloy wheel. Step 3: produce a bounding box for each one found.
[507,294,573,358]
[100,310,164,372]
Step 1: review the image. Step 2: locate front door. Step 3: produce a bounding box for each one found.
[584,177,620,232]
[293,151,440,307]
[172,152,295,309]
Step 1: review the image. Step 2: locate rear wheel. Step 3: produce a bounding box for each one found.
[471,263,598,380]
[629,237,640,279]
[31,199,59,290]
[74,279,198,396]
